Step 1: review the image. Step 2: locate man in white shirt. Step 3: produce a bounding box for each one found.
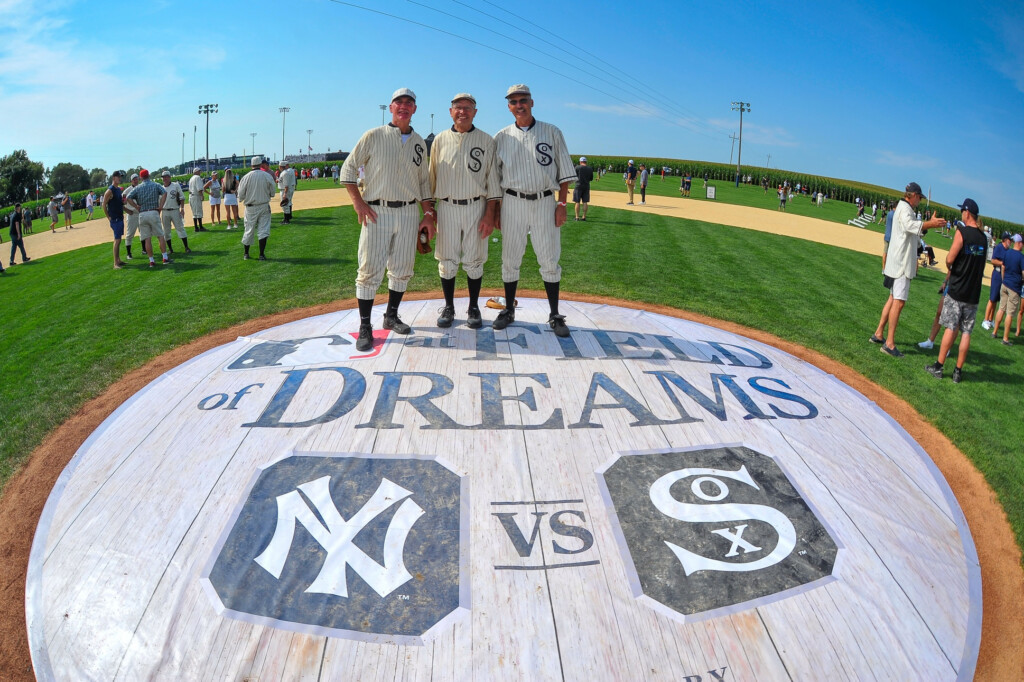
[188,168,206,232]
[870,181,945,357]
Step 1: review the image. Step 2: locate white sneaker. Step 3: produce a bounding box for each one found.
[981,320,993,330]
[918,339,934,349]
[640,201,646,205]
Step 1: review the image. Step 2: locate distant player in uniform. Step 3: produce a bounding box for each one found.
[101,171,125,269]
[278,160,297,224]
[122,174,140,258]
[624,159,637,205]
[573,156,593,221]
[429,92,499,329]
[188,168,206,232]
[341,87,435,352]
[493,83,575,337]
[160,170,190,254]
[236,156,276,261]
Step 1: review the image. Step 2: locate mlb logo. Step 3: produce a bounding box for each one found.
[598,445,841,622]
[202,453,469,644]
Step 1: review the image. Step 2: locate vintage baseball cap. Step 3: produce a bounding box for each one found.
[957,198,979,215]
[451,92,476,104]
[1001,230,1012,240]
[161,170,171,177]
[130,173,140,181]
[251,155,262,167]
[1014,234,1023,243]
[139,169,150,179]
[905,181,924,195]
[506,84,531,98]
[280,160,289,167]
[391,88,416,102]
[111,170,122,178]
[579,157,587,163]
[193,167,201,173]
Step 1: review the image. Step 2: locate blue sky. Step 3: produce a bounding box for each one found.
[2,0,1023,221]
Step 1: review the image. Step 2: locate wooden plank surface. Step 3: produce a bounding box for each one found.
[28,300,979,680]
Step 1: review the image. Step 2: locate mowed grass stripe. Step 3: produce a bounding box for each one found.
[0,204,1021,556]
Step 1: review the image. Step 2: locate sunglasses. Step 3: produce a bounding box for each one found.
[508,97,530,105]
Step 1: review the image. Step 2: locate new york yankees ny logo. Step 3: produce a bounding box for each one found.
[204,454,467,641]
[599,446,839,620]
[254,475,423,598]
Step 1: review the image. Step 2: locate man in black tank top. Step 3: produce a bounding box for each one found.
[102,170,127,269]
[924,198,988,383]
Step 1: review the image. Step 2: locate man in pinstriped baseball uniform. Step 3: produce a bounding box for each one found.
[429,92,500,329]
[188,168,207,232]
[123,173,140,259]
[341,87,436,352]
[160,170,191,254]
[493,84,576,337]
[237,156,276,261]
[278,161,296,224]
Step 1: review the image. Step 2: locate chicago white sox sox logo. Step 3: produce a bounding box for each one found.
[649,465,796,575]
[254,475,425,597]
[468,147,484,172]
[535,142,553,166]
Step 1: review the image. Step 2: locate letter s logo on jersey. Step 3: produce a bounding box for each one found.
[535,143,553,166]
[599,446,840,620]
[412,144,424,166]
[468,147,484,173]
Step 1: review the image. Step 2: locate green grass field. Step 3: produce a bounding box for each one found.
[1,202,1022,559]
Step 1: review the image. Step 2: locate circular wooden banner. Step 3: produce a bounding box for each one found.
[27,299,980,680]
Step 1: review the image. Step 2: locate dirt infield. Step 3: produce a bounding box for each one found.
[1,199,1019,679]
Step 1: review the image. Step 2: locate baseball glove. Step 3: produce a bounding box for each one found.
[485,297,518,310]
[280,197,290,208]
[417,226,432,254]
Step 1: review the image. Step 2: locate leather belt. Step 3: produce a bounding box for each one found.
[441,196,484,205]
[367,199,416,208]
[505,189,552,200]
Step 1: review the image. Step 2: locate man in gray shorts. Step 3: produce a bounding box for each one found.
[924,198,988,383]
[573,157,593,221]
[870,181,945,357]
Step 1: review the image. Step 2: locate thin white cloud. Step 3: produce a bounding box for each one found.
[707,118,797,147]
[565,101,660,118]
[875,150,940,169]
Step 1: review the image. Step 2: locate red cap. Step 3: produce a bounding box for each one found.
[139,169,150,179]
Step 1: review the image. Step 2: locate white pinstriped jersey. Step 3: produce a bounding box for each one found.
[341,124,431,203]
[278,168,296,192]
[188,174,205,195]
[237,169,277,205]
[162,183,184,210]
[429,126,500,201]
[493,119,575,193]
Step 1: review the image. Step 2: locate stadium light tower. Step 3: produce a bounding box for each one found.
[731,101,750,187]
[379,104,387,125]
[198,103,218,174]
[249,132,257,159]
[279,107,290,164]
[307,129,313,157]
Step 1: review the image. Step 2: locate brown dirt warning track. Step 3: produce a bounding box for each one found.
[0,192,1019,680]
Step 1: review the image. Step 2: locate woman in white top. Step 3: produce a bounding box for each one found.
[221,168,239,230]
[204,171,223,225]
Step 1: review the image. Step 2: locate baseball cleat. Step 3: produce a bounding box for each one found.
[383,313,412,334]
[548,314,570,338]
[466,306,482,329]
[356,324,373,352]
[437,305,455,328]
[492,308,515,330]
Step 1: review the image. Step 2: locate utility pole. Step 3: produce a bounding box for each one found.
[279,107,290,164]
[379,104,387,125]
[730,101,750,187]
[193,125,197,167]
[431,113,434,135]
[198,103,218,174]
[181,132,185,166]
[307,129,313,158]
[766,154,771,168]
[250,132,257,160]
[728,133,738,165]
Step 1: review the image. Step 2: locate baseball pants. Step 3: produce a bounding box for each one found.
[436,201,488,279]
[500,195,561,283]
[125,211,140,243]
[241,203,271,246]
[355,204,418,299]
[138,211,162,240]
[190,195,204,220]
[161,210,186,239]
